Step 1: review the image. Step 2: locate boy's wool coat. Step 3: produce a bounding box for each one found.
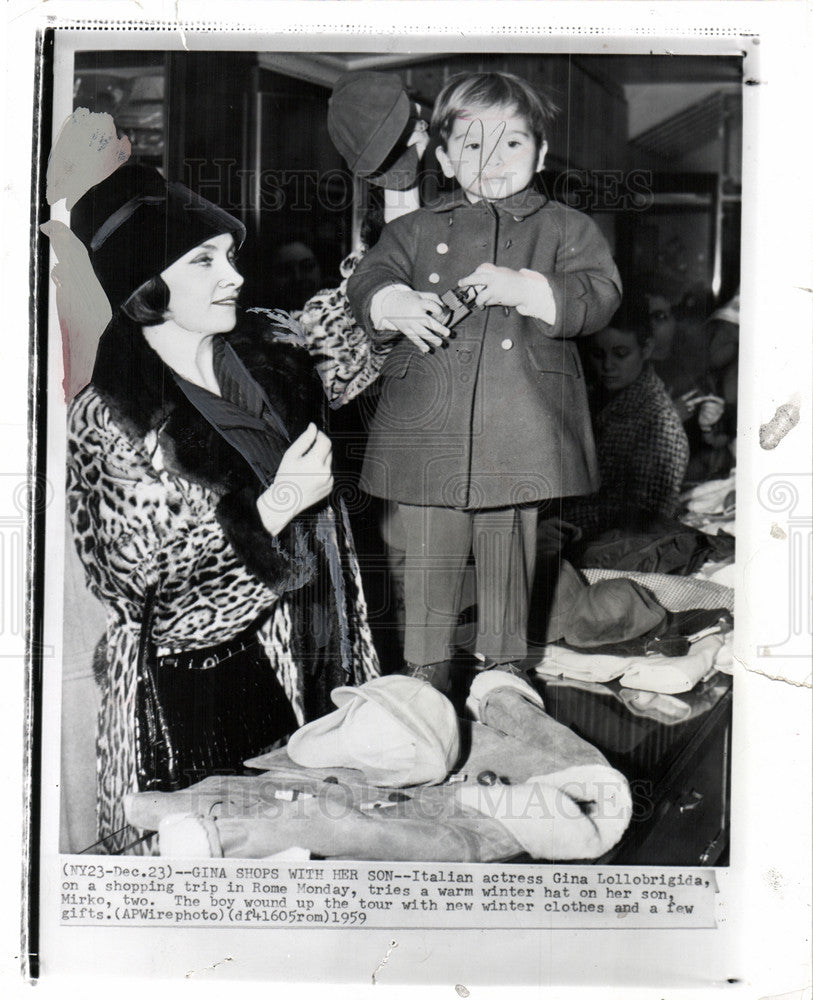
[348,186,622,508]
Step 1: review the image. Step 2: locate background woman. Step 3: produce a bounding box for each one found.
[68,164,378,851]
[622,286,730,482]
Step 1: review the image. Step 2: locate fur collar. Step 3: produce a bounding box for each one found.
[91,309,325,496]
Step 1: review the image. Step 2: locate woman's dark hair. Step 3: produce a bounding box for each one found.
[91,307,183,434]
[121,274,170,326]
[628,325,654,349]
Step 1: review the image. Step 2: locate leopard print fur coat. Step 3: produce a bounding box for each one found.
[286,247,392,408]
[67,310,379,851]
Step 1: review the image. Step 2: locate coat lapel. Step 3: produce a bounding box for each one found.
[90,309,323,498]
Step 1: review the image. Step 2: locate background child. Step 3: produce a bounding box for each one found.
[563,323,691,536]
[347,71,622,689]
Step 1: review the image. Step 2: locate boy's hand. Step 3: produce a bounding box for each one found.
[371,285,450,353]
[458,263,556,324]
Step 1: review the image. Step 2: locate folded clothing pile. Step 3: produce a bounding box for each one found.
[536,632,730,693]
[571,514,734,576]
[543,672,731,729]
[535,561,733,694]
[582,567,733,614]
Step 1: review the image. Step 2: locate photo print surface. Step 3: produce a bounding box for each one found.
[17,6,811,991]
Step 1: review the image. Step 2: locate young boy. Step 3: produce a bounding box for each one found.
[347,72,622,690]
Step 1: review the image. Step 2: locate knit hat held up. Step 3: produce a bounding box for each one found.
[328,72,420,190]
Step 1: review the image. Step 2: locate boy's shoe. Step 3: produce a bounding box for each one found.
[478,658,528,678]
[404,659,452,694]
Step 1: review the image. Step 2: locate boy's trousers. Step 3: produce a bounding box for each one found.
[397,502,538,668]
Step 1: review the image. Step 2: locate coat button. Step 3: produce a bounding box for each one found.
[428,272,440,283]
[513,216,522,223]
[504,238,512,248]
[436,242,449,254]
[501,338,513,351]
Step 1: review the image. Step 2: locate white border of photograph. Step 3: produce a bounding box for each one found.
[3,2,811,997]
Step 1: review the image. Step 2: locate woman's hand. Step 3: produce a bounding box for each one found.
[674,389,703,423]
[406,118,430,161]
[697,395,727,448]
[697,395,726,431]
[256,423,333,535]
[382,119,429,224]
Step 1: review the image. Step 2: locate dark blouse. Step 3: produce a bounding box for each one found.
[173,335,291,489]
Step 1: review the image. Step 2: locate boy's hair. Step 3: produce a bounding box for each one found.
[613,286,671,343]
[603,297,655,349]
[431,72,559,148]
[589,323,653,351]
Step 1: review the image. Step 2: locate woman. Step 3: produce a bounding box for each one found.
[293,71,430,408]
[285,72,430,672]
[67,164,378,851]
[562,323,690,537]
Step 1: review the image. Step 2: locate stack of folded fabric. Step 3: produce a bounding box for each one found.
[572,514,735,576]
[535,561,733,694]
[536,633,730,694]
[542,673,731,728]
[681,474,737,538]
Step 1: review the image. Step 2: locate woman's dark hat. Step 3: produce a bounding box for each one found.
[328,71,419,190]
[71,164,246,311]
